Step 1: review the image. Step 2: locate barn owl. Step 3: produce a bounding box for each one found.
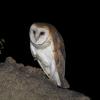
[29,23,70,88]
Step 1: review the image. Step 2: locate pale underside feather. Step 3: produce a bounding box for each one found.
[30,41,61,86]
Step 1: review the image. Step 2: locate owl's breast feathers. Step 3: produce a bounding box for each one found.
[30,39,51,49]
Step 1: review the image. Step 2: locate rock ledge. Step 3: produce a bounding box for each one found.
[0,57,90,100]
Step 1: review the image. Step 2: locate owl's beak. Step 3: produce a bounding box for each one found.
[35,34,40,42]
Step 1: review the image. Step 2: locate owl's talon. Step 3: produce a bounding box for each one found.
[34,57,37,61]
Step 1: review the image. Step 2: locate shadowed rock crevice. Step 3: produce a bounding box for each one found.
[0,57,90,100]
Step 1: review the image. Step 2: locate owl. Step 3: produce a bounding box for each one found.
[29,23,70,88]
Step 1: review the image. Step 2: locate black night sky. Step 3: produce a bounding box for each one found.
[0,3,95,99]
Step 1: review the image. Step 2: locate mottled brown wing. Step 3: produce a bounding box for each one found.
[53,32,66,64]
[57,32,66,60]
[54,32,70,88]
[51,31,66,80]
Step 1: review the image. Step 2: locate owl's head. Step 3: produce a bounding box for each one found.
[29,23,53,45]
[29,23,58,45]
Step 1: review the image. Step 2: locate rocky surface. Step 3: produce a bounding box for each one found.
[0,57,90,100]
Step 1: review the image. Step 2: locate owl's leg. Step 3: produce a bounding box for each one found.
[36,54,51,67]
[36,54,51,78]
[34,56,38,61]
[38,59,51,78]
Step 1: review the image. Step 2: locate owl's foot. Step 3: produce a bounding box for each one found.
[34,56,38,61]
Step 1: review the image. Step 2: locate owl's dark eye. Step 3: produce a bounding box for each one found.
[33,30,36,34]
[40,32,45,35]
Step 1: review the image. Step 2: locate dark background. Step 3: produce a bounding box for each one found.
[0,3,96,99]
